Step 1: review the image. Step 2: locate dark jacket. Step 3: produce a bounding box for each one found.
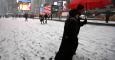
[55,16,87,60]
[63,17,86,39]
[61,16,87,51]
[24,13,28,18]
[55,4,86,60]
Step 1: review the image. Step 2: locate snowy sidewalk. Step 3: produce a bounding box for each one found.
[48,18,115,26]
[0,18,115,60]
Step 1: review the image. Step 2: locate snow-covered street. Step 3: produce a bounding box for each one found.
[0,18,115,60]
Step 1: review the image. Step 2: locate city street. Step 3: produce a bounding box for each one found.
[0,18,115,60]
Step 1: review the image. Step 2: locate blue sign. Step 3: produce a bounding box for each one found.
[18,0,31,2]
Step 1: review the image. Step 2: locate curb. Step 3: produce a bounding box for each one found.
[48,19,115,26]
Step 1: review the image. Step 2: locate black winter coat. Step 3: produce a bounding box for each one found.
[55,16,87,60]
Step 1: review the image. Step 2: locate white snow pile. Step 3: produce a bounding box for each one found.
[0,18,115,60]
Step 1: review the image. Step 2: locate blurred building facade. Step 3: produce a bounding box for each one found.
[0,0,17,16]
[30,0,71,14]
[31,0,44,14]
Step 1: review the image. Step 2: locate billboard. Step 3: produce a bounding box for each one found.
[18,3,31,10]
[18,0,31,2]
[44,5,51,15]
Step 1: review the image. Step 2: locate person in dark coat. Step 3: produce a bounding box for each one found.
[105,10,111,23]
[39,14,44,24]
[24,13,28,22]
[54,4,87,60]
[44,14,48,23]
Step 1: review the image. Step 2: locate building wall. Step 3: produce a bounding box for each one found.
[31,0,40,14]
[30,0,71,14]
[31,0,48,14]
[0,0,17,16]
[0,0,7,15]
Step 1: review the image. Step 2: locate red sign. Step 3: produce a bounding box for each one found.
[44,5,51,15]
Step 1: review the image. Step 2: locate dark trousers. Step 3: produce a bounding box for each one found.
[45,18,47,23]
[40,19,44,24]
[105,16,110,23]
[106,17,109,23]
[25,17,28,21]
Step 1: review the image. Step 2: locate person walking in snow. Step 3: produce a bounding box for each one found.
[105,10,111,23]
[24,13,28,22]
[54,4,87,60]
[39,14,44,24]
[44,14,48,23]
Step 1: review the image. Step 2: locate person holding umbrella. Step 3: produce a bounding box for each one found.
[54,4,87,60]
[54,0,112,60]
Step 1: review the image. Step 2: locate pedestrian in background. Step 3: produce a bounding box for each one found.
[54,4,87,60]
[39,14,44,24]
[105,9,112,23]
[44,14,48,23]
[24,13,28,22]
